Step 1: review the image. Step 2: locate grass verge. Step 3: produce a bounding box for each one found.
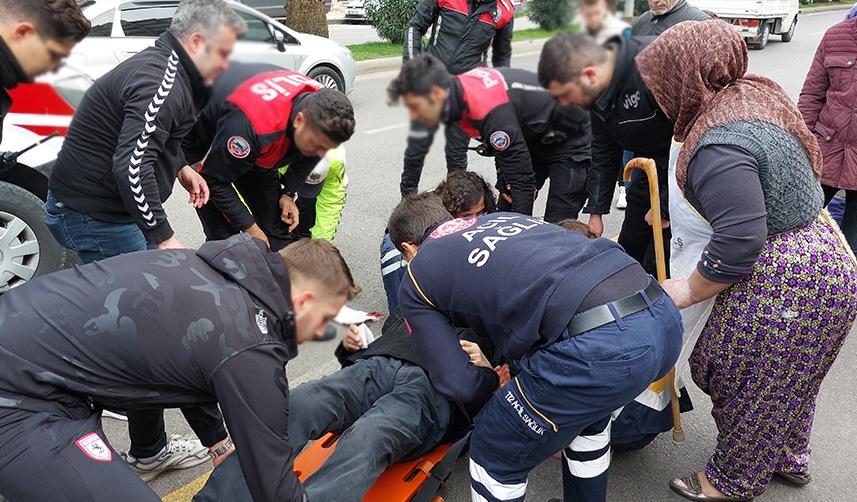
[800,1,851,8]
[346,24,576,61]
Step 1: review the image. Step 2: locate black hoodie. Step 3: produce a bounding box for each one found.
[0,36,28,144]
[0,234,304,501]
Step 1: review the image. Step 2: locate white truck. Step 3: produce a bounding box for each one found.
[689,0,800,50]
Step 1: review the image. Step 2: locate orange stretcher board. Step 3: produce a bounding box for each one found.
[294,432,451,502]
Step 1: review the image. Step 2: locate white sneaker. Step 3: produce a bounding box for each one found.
[617,185,628,210]
[122,434,209,482]
[102,410,128,421]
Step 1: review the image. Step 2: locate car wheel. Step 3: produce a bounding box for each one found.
[781,16,796,43]
[308,66,345,93]
[0,181,67,292]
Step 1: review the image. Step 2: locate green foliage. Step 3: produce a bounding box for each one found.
[365,0,421,44]
[528,0,576,30]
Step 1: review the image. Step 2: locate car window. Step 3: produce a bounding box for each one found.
[236,10,276,43]
[120,4,176,37]
[88,10,114,37]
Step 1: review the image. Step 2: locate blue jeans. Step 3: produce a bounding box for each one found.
[44,191,150,264]
[469,291,683,502]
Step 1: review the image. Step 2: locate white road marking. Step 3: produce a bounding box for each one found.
[364,122,409,135]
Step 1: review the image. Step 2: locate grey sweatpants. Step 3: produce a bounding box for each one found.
[194,356,453,502]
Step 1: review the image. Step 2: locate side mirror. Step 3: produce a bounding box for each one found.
[268,24,287,52]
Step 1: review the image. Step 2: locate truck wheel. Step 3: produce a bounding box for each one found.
[0,181,67,293]
[750,23,770,50]
[781,16,797,43]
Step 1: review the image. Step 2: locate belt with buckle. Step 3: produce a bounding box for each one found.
[566,279,663,337]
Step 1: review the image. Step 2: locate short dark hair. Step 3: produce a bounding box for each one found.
[279,239,361,300]
[538,32,608,87]
[557,219,595,238]
[387,54,452,105]
[0,0,90,42]
[433,170,497,216]
[302,88,356,144]
[387,193,452,253]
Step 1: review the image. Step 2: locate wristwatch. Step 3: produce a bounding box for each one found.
[283,190,299,202]
[209,438,233,460]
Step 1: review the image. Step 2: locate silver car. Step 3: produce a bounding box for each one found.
[73,0,355,94]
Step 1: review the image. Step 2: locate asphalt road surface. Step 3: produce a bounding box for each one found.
[97,9,857,501]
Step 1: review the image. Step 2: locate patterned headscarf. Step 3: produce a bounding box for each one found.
[635,20,822,192]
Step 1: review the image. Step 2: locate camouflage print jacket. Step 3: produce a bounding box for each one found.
[0,234,304,502]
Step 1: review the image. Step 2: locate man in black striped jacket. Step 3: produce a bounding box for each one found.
[45,0,247,483]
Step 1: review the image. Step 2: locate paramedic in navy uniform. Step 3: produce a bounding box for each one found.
[389,193,683,502]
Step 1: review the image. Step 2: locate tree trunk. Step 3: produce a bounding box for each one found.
[285,0,329,38]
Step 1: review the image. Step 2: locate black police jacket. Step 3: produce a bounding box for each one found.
[445,67,591,215]
[182,63,322,233]
[403,0,515,75]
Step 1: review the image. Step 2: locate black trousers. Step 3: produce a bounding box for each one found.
[618,173,671,277]
[128,405,225,459]
[196,168,298,252]
[0,405,160,501]
[400,120,470,196]
[498,147,590,223]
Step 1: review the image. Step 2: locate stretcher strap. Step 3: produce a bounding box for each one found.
[410,431,472,502]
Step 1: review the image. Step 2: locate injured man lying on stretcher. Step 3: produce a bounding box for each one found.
[193,308,500,502]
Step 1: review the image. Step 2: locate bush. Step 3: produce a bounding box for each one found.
[286,0,329,38]
[616,0,648,16]
[528,0,576,30]
[365,0,420,44]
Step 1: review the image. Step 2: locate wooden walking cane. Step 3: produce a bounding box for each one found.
[623,158,686,445]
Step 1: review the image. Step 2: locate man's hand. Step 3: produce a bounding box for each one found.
[244,224,270,248]
[156,235,184,250]
[209,437,235,469]
[279,195,300,232]
[176,165,210,209]
[494,364,511,388]
[501,184,513,204]
[588,213,605,237]
[342,324,363,352]
[644,209,670,229]
[460,340,491,369]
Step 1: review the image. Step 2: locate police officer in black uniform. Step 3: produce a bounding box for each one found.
[389,54,591,221]
[399,0,515,196]
[182,62,355,251]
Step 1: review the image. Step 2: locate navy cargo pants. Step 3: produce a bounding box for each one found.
[469,291,683,502]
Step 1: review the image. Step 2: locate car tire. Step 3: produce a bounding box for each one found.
[781,16,796,43]
[308,66,345,93]
[0,180,69,292]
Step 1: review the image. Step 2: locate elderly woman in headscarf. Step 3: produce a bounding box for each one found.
[635,20,857,502]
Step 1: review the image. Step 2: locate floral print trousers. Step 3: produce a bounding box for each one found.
[690,218,857,498]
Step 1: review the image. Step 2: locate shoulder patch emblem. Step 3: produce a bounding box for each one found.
[255,309,269,335]
[492,7,502,22]
[429,217,477,239]
[75,432,113,462]
[490,131,511,151]
[227,136,251,159]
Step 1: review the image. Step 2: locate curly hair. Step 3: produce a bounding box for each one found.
[433,170,497,217]
[0,0,90,42]
[303,88,356,144]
